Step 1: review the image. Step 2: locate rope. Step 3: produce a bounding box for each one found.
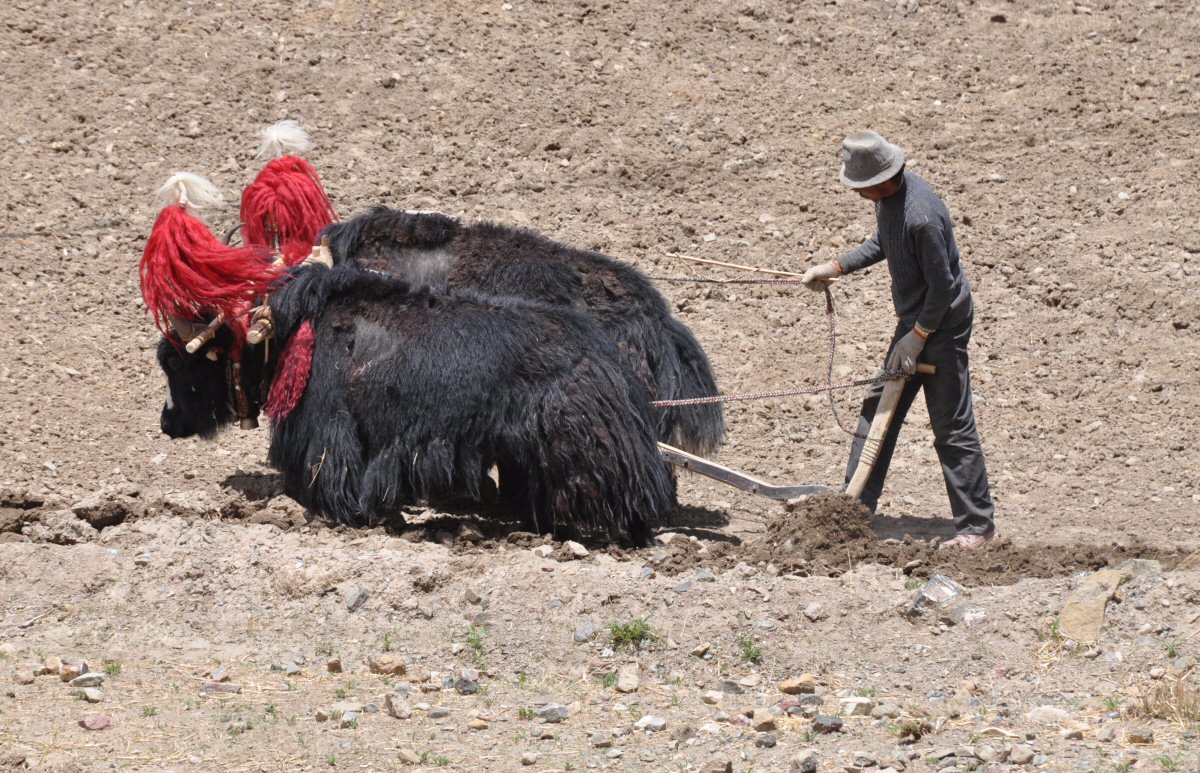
[650,281,901,437]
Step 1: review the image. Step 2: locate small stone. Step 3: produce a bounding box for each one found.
[385,694,411,719]
[368,654,407,676]
[428,706,451,719]
[803,602,826,622]
[468,718,488,730]
[520,752,538,766]
[717,680,745,694]
[14,671,35,685]
[615,665,639,693]
[537,703,569,723]
[691,642,711,658]
[417,604,434,620]
[791,749,819,773]
[42,656,62,676]
[779,674,817,694]
[1126,727,1154,744]
[202,681,241,694]
[1025,705,1070,724]
[755,731,777,747]
[60,664,80,683]
[326,657,342,673]
[70,673,105,689]
[564,540,589,558]
[315,709,330,722]
[82,687,103,703]
[397,747,421,764]
[338,711,359,728]
[1009,745,1035,764]
[751,709,775,731]
[134,554,152,566]
[673,579,694,594]
[811,715,842,733]
[79,714,111,731]
[531,545,553,558]
[345,588,370,612]
[635,714,666,732]
[701,690,723,705]
[839,696,875,716]
[1060,727,1084,740]
[695,568,716,582]
[870,701,902,719]
[1097,726,1115,742]
[574,622,596,643]
[700,759,733,773]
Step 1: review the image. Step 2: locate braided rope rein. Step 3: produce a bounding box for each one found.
[649,277,905,437]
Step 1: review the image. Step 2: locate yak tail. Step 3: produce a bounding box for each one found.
[154,172,225,212]
[255,119,311,160]
[656,316,726,457]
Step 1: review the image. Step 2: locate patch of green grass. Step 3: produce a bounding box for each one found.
[516,670,528,686]
[855,686,877,698]
[284,680,296,692]
[141,706,157,717]
[737,635,762,664]
[904,578,922,591]
[1166,641,1180,658]
[801,728,815,743]
[599,672,617,689]
[1161,753,1184,771]
[102,661,122,677]
[380,631,393,652]
[315,641,334,657]
[1104,695,1124,712]
[517,707,536,720]
[433,756,450,767]
[326,753,337,767]
[1115,763,1132,773]
[610,618,653,650]
[666,675,684,687]
[466,626,485,661]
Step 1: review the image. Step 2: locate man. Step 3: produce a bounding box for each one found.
[802,130,996,549]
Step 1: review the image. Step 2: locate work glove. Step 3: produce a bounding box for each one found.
[800,260,841,292]
[886,329,926,375]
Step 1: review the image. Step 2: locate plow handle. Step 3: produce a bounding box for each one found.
[844,363,935,499]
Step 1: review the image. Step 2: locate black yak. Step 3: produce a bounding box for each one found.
[319,207,725,456]
[157,262,676,546]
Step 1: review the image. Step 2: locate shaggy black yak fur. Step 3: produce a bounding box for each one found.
[158,264,675,546]
[319,207,725,456]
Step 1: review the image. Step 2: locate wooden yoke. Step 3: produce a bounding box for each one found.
[844,363,936,499]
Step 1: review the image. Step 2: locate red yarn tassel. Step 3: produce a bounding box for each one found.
[241,157,338,265]
[264,320,316,421]
[139,205,277,336]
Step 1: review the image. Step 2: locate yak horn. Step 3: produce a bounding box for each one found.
[300,237,334,269]
[184,313,225,354]
[246,305,274,345]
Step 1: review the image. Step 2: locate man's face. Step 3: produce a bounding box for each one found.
[854,179,901,202]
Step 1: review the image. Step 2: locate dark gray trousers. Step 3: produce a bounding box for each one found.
[843,314,995,535]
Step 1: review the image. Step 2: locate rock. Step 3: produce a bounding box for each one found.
[455,668,480,695]
[1008,745,1035,764]
[60,664,80,683]
[80,714,111,730]
[791,749,819,773]
[1097,726,1115,742]
[803,602,826,622]
[1114,558,1162,576]
[839,696,875,716]
[134,554,152,566]
[1060,727,1084,740]
[368,654,407,676]
[202,681,241,694]
[673,579,694,594]
[574,622,595,643]
[82,688,103,703]
[755,732,777,747]
[531,545,553,558]
[717,679,745,694]
[428,706,450,719]
[397,747,421,764]
[811,714,843,733]
[326,657,343,673]
[1025,705,1070,724]
[691,642,711,658]
[41,656,62,676]
[751,709,775,731]
[975,744,1001,762]
[384,693,411,719]
[332,701,364,717]
[13,671,35,685]
[468,717,488,730]
[1126,727,1154,744]
[315,709,330,722]
[615,665,639,693]
[70,673,105,689]
[871,701,902,719]
[71,492,139,529]
[564,540,589,558]
[700,759,733,773]
[1059,568,1130,642]
[24,510,97,544]
[701,690,723,705]
[779,674,817,694]
[537,703,569,723]
[520,752,538,766]
[345,588,370,612]
[635,714,666,732]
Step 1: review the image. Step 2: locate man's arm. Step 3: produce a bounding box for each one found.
[837,232,883,274]
[913,222,956,332]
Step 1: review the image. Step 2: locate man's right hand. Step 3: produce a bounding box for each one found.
[801,260,842,291]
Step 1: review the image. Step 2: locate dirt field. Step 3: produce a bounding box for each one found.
[2,0,1199,771]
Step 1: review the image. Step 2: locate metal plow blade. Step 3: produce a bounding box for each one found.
[658,443,837,501]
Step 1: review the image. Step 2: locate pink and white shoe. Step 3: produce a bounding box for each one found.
[939,530,997,550]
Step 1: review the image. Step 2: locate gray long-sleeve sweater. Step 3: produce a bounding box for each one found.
[838,171,972,332]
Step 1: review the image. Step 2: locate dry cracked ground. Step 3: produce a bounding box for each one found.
[1,0,1199,771]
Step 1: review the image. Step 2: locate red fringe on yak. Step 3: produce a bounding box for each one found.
[264,320,316,421]
[240,121,337,266]
[139,174,277,340]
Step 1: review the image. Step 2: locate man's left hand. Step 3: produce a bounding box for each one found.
[886,330,926,375]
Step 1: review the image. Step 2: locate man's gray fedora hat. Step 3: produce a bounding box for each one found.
[840,130,906,188]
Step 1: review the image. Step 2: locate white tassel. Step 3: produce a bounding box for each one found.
[154,172,225,211]
[255,119,310,160]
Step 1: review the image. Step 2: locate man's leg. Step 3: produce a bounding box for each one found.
[843,329,923,511]
[922,325,995,536]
